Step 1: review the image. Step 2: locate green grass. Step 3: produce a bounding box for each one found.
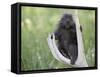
[21,7,95,71]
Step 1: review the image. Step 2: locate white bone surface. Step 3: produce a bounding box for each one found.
[47,34,71,65]
[47,10,88,67]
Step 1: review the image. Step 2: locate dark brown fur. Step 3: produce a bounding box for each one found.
[54,14,78,64]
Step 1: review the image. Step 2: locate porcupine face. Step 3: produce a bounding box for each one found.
[54,14,78,65]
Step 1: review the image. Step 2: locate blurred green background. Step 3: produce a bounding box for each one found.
[21,6,95,71]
